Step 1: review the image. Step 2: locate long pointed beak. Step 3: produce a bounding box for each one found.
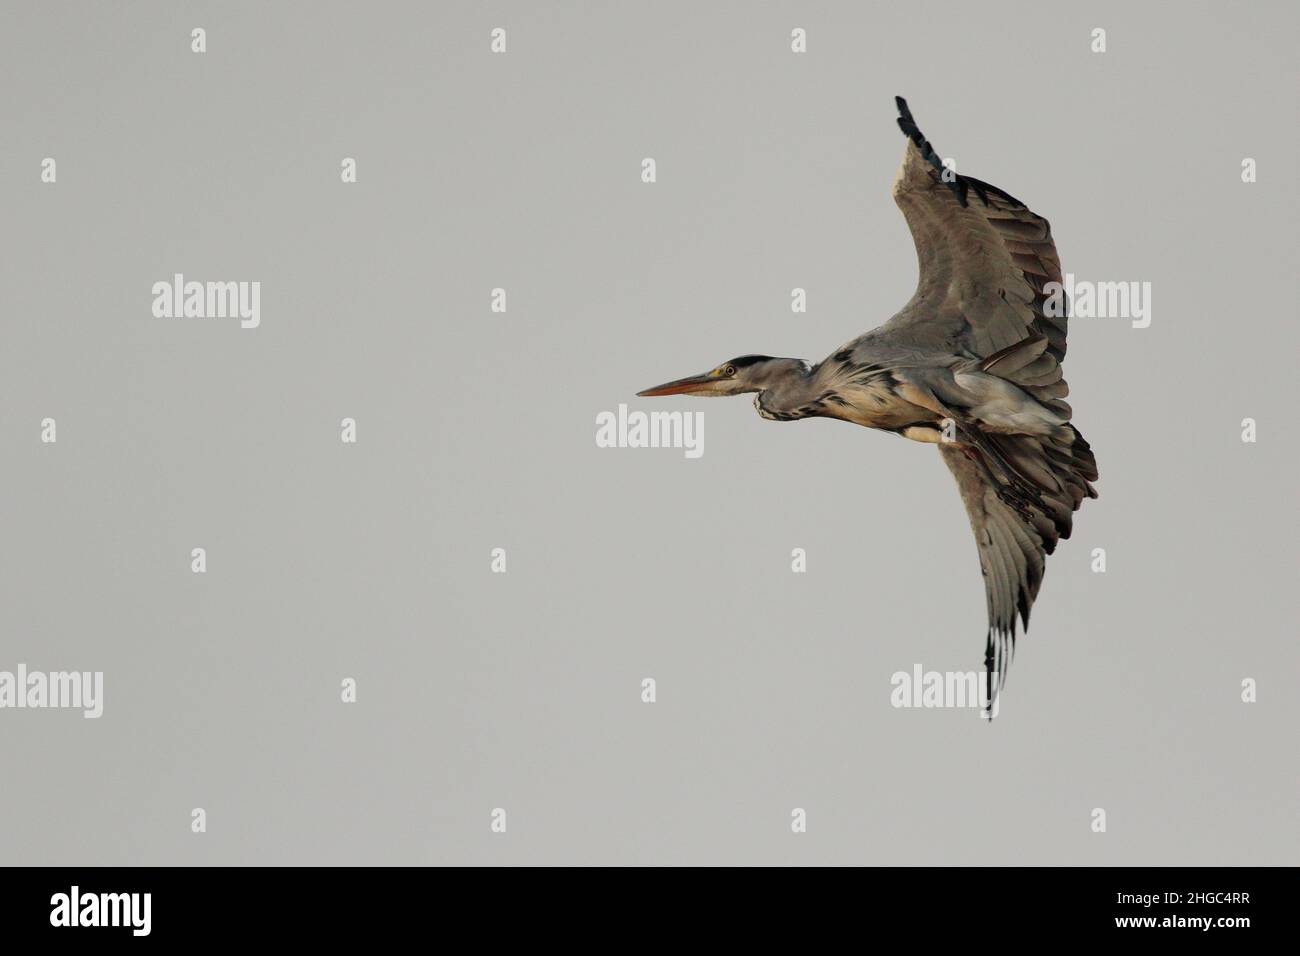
[637,373,715,397]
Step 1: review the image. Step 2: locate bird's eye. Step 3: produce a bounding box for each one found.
[724,365,736,377]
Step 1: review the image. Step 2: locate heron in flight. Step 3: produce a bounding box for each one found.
[638,97,1098,713]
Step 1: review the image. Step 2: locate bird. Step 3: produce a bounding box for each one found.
[637,96,1098,715]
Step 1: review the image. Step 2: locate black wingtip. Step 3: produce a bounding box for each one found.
[892,97,971,209]
[894,96,921,144]
[983,630,996,719]
[894,97,1023,211]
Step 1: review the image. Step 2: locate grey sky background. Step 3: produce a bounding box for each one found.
[1,1,1296,865]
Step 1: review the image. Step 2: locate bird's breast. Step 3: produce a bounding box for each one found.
[832,378,938,431]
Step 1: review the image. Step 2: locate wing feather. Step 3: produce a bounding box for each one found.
[873,97,1070,376]
[939,444,1051,713]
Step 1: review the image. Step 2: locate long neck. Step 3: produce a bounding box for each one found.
[753,359,821,421]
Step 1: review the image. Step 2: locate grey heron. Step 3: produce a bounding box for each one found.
[638,97,1099,713]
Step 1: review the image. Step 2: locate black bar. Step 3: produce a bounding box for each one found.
[0,866,1285,941]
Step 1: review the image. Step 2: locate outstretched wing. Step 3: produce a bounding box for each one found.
[871,97,1070,381]
[939,444,1049,712]
[941,419,1096,714]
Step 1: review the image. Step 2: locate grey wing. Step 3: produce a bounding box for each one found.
[875,98,1096,713]
[939,444,1050,713]
[868,97,1070,382]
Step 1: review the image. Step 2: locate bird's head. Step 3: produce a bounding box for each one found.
[637,355,799,397]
